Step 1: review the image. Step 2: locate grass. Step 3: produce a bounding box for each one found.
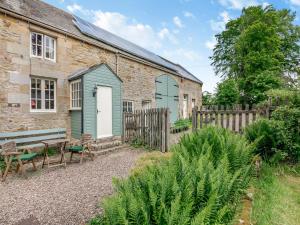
[251,164,300,225]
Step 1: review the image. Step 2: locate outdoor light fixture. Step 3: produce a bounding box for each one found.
[93,86,97,97]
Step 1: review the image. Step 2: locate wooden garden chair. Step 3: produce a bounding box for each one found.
[67,134,95,164]
[0,141,37,182]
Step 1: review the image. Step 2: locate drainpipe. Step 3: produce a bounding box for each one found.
[115,52,119,75]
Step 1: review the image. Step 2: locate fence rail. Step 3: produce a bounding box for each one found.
[123,108,170,152]
[192,105,270,133]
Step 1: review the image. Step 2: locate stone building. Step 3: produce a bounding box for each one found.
[0,0,202,139]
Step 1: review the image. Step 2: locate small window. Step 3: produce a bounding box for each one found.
[192,99,196,108]
[142,100,151,110]
[44,35,56,61]
[30,77,56,112]
[30,32,56,61]
[123,101,133,113]
[70,80,82,110]
[31,32,43,58]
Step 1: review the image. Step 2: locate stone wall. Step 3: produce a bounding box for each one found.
[0,13,202,134]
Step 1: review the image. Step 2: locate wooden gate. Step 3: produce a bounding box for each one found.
[192,105,270,133]
[123,108,170,152]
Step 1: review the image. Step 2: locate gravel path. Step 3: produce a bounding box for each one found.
[0,148,143,225]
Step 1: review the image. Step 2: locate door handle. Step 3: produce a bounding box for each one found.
[97,109,101,113]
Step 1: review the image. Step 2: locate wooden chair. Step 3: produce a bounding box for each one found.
[67,134,95,164]
[0,141,37,181]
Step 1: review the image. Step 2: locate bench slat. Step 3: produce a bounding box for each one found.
[0,128,66,139]
[0,134,66,145]
[16,143,45,150]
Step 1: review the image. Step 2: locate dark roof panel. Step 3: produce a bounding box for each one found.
[0,0,202,84]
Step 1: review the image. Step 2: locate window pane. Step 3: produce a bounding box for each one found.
[32,45,36,56]
[36,79,41,89]
[45,100,49,109]
[31,33,36,44]
[31,79,36,88]
[45,50,50,59]
[45,80,49,89]
[50,90,54,99]
[31,100,36,109]
[37,90,41,99]
[37,45,42,56]
[45,90,49,99]
[37,100,42,109]
[31,89,36,98]
[37,34,42,45]
[45,36,49,46]
[50,100,54,109]
[50,81,54,89]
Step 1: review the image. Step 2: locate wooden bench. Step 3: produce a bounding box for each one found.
[0,128,67,151]
[0,128,67,180]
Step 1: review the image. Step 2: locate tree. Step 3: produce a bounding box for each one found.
[211,5,300,105]
[215,78,239,106]
[202,91,215,105]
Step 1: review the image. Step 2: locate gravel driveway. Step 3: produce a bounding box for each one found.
[0,148,143,225]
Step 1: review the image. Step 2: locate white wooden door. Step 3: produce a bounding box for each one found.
[97,86,112,138]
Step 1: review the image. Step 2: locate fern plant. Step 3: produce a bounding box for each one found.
[90,126,253,225]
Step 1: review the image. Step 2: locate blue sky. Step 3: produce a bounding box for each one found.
[45,0,300,92]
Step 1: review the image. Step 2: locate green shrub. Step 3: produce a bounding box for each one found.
[245,118,296,163]
[272,106,300,161]
[266,89,300,107]
[90,127,253,225]
[171,119,192,133]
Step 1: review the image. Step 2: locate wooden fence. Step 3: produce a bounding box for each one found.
[192,105,270,133]
[123,108,170,152]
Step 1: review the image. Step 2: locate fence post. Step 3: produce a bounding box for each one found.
[122,112,126,143]
[192,106,198,132]
[165,108,170,152]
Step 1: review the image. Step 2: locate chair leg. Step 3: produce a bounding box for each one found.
[70,152,73,162]
[2,156,12,182]
[32,160,37,171]
[89,149,94,161]
[17,157,25,176]
[80,152,84,164]
[16,163,20,173]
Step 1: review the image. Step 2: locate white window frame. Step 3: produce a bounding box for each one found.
[30,32,43,58]
[70,80,82,110]
[44,35,56,62]
[30,32,56,62]
[30,77,57,113]
[123,100,134,113]
[192,98,196,109]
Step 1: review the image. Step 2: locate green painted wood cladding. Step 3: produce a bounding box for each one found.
[155,75,179,123]
[83,65,122,139]
[71,110,82,139]
[70,64,122,139]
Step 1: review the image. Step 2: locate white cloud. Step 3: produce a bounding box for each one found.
[162,48,201,62]
[218,0,259,10]
[183,11,195,18]
[262,2,270,8]
[158,28,179,44]
[290,0,300,6]
[205,36,217,50]
[210,11,230,32]
[173,16,184,28]
[67,3,82,13]
[93,11,162,50]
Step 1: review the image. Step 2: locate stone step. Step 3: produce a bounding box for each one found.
[93,145,125,156]
[92,140,122,151]
[95,136,121,144]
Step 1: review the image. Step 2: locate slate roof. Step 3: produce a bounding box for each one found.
[0,0,202,84]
